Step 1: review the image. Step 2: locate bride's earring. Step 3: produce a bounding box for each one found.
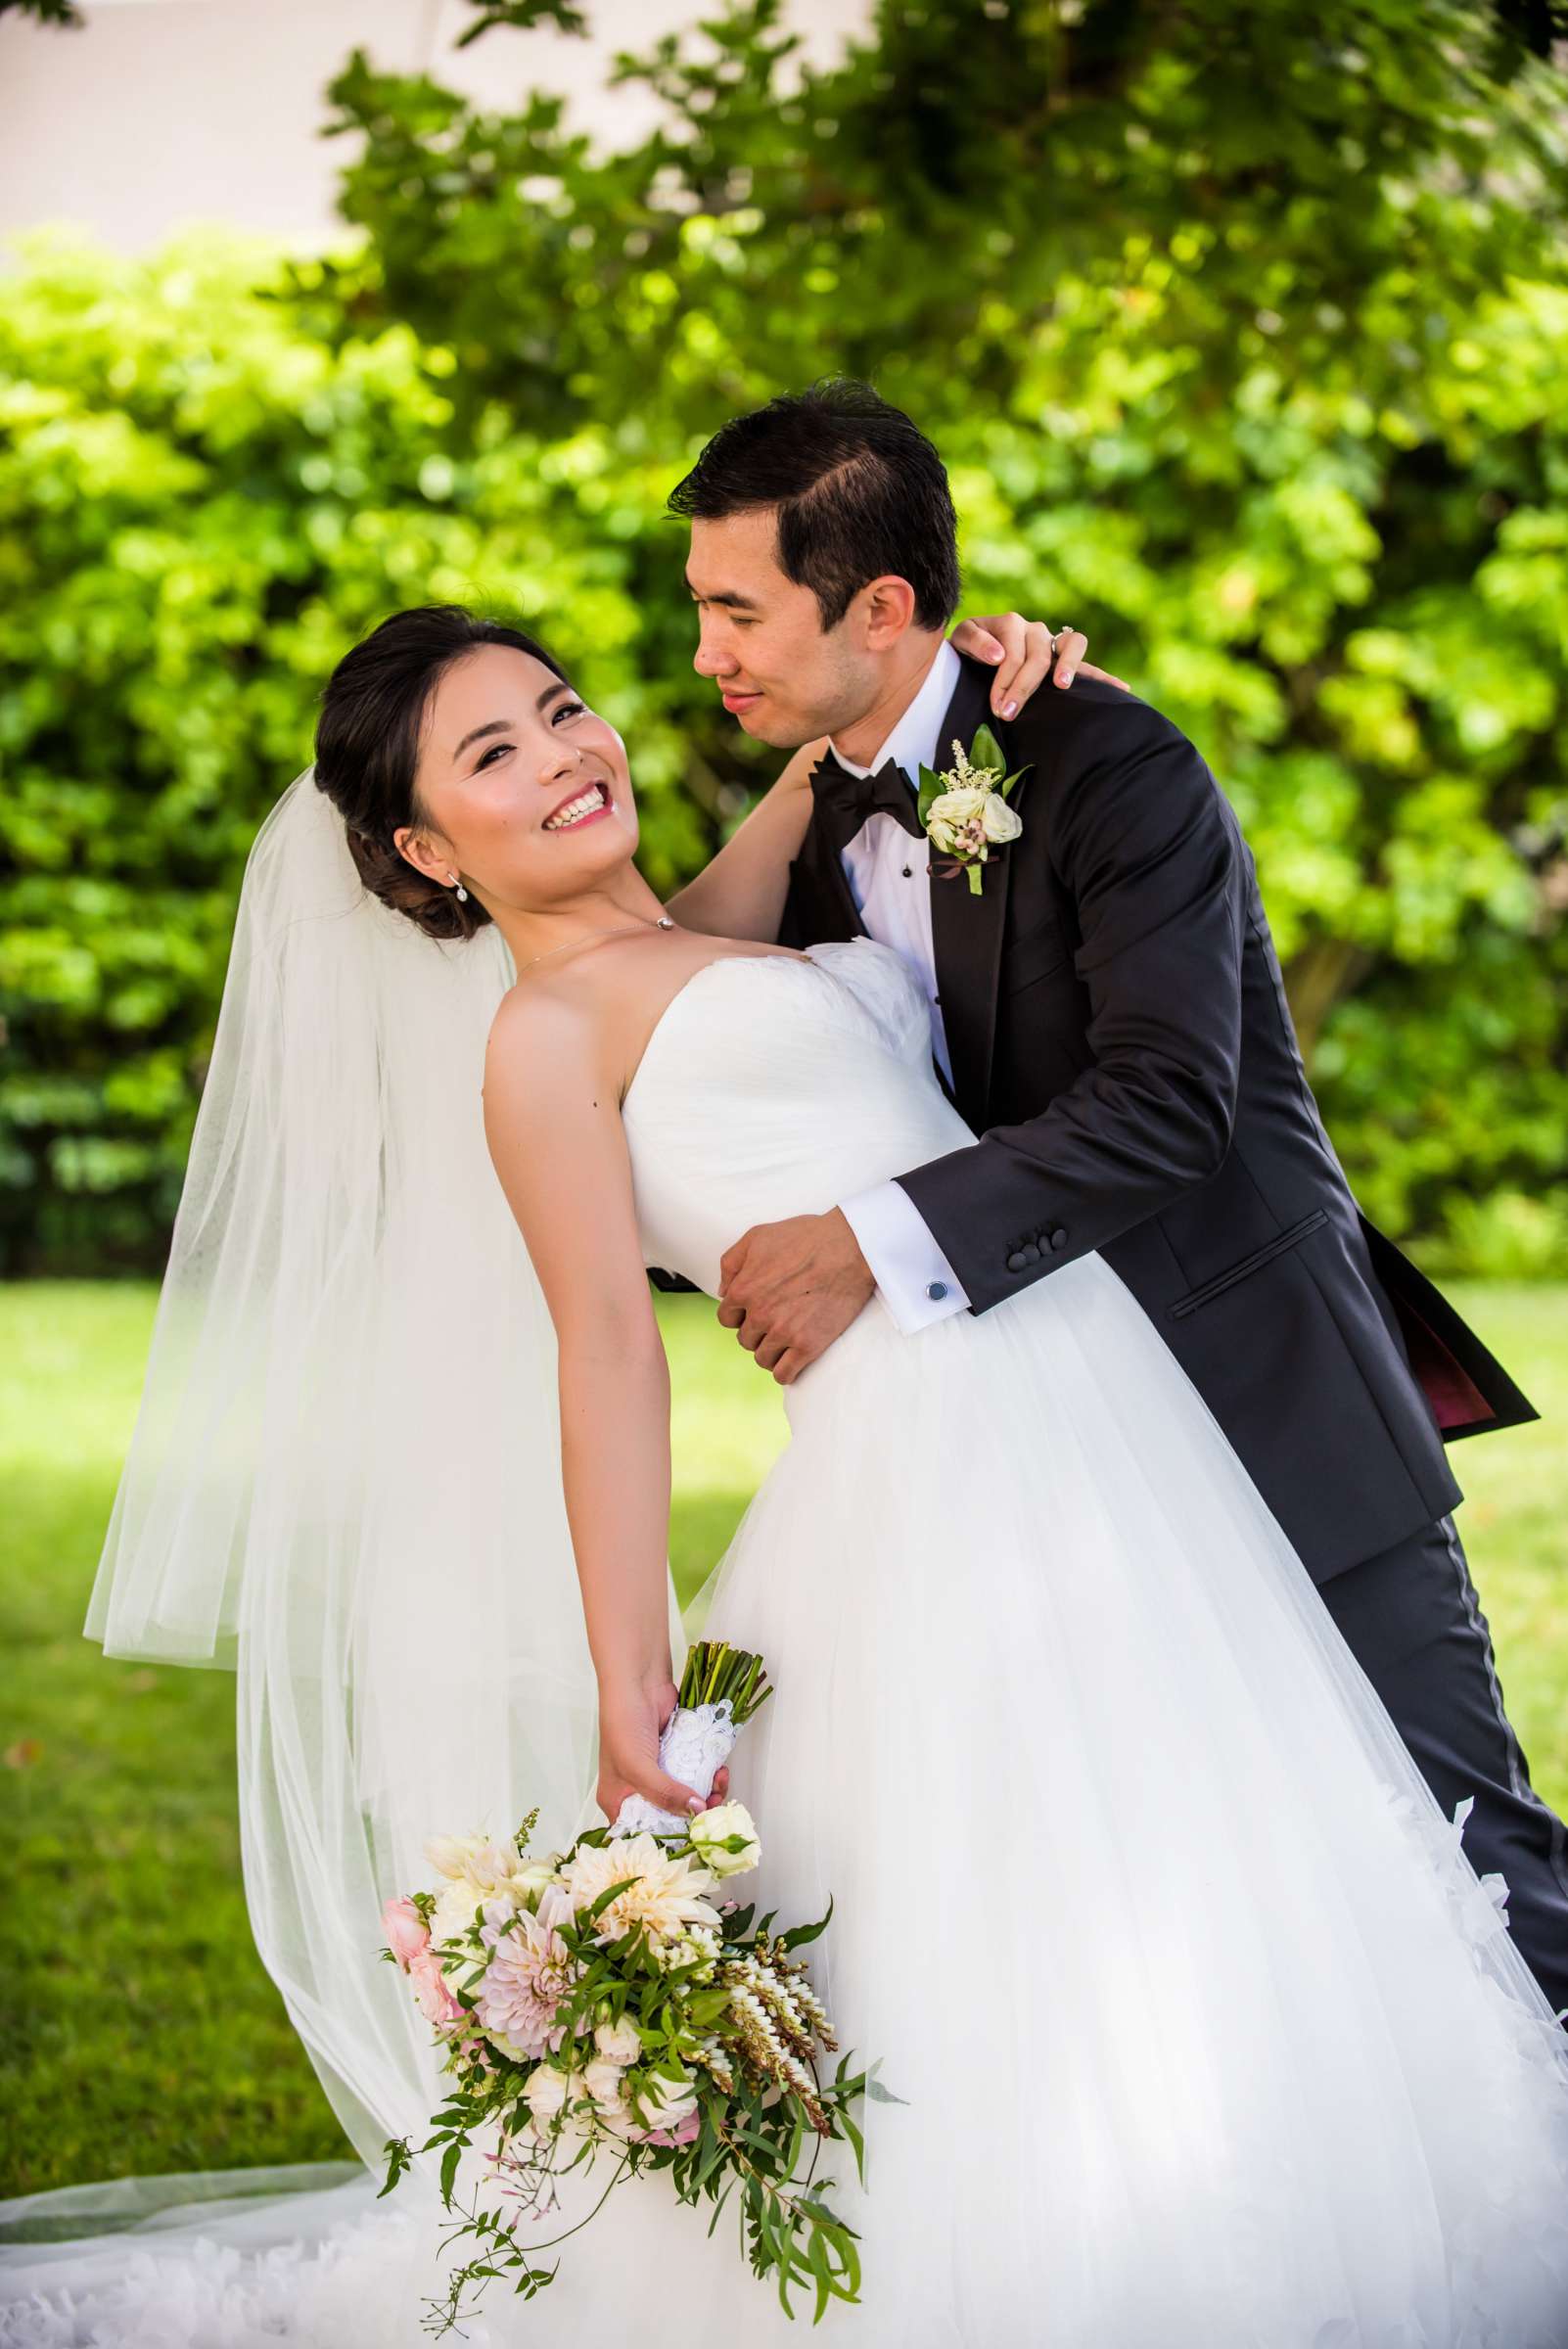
[445,869,469,903]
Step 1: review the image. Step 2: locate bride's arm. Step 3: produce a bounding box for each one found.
[482,988,712,1825]
[665,736,824,942]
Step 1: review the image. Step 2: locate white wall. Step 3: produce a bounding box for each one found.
[0,0,867,253]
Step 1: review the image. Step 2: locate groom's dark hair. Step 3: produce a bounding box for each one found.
[668,380,960,631]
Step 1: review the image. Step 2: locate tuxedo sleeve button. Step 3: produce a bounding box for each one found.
[1005,1250,1029,1272]
[1048,1227,1069,1252]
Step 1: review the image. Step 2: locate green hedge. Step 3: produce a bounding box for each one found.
[3,0,1568,1272]
[0,234,737,1271]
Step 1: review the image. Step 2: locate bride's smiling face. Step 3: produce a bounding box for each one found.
[397,645,637,912]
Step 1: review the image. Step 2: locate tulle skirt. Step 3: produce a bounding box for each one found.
[7,1254,1568,2346]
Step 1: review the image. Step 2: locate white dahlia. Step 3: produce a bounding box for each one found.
[563,1833,721,1948]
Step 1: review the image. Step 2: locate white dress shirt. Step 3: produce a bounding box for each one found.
[832,639,973,1333]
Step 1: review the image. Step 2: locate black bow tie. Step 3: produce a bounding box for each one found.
[810,750,925,849]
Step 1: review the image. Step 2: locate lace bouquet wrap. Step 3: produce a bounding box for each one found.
[609,1641,772,1837]
[382,1642,893,2334]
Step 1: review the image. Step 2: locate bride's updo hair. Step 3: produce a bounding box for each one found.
[313,604,571,943]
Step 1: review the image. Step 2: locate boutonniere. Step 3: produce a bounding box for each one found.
[916,724,1030,897]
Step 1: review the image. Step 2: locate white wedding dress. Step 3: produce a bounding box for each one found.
[7,934,1568,2348]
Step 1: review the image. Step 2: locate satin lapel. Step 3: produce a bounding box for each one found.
[927,658,1021,1128]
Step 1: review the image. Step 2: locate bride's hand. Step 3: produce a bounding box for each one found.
[948,613,1130,715]
[596,1677,731,1825]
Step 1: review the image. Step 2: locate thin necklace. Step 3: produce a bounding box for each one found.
[515,911,676,977]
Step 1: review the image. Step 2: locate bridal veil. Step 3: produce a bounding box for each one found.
[76,765,636,2169]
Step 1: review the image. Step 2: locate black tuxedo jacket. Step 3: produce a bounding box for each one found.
[778,653,1537,1584]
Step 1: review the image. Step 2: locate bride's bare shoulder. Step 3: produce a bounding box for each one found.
[483,970,619,1112]
[484,941,670,1116]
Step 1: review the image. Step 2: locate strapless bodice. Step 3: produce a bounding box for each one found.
[622,939,973,1300]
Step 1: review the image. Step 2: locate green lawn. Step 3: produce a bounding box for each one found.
[3,1280,1566,2198]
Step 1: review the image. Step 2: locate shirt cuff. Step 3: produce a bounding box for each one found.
[839,1179,971,1334]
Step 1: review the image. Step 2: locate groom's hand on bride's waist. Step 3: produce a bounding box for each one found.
[717,1210,874,1384]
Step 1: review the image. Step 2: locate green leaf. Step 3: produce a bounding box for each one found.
[807,2223,834,2323]
[581,1874,640,1927]
[779,1895,834,1951]
[968,722,1007,776]
[916,763,944,825]
[840,2104,866,2185]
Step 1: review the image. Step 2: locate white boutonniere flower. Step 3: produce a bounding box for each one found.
[917,724,1029,897]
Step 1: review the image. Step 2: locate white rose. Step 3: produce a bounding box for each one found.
[517,1860,564,1910]
[980,792,1022,843]
[583,2054,630,2109]
[594,2015,644,2065]
[686,1802,761,1878]
[630,2069,698,2136]
[590,2090,638,2141]
[432,1873,489,1945]
[925,785,988,854]
[524,2064,573,2124]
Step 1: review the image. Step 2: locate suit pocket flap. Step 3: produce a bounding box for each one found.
[1167,1211,1329,1319]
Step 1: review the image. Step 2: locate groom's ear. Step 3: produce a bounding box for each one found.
[855,574,919,650]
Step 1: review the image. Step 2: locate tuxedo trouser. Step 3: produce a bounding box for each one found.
[1320,1511,1568,2024]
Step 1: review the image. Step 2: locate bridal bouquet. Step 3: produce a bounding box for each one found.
[381,1642,884,2334]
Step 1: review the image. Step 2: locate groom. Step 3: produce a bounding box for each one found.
[666,378,1568,2020]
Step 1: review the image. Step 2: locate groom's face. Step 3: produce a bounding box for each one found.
[686,510,876,749]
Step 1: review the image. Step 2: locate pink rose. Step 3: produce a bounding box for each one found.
[410,1951,464,2028]
[384,1896,431,1971]
[644,2107,702,2148]
[643,2114,704,2151]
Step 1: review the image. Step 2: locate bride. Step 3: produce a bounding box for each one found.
[6,605,1568,2347]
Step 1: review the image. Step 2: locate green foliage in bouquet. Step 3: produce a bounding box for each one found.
[381,1649,889,2333]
